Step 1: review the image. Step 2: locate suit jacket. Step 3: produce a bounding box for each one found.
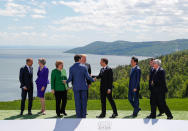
[19,65,33,89]
[35,66,49,87]
[66,63,94,91]
[95,66,113,91]
[129,65,141,90]
[151,67,168,93]
[149,67,155,90]
[84,63,91,85]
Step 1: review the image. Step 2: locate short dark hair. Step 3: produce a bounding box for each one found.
[131,57,138,64]
[101,58,108,65]
[74,55,81,62]
[26,58,33,63]
[150,58,154,61]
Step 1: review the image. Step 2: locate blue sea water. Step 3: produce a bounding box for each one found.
[0,49,148,101]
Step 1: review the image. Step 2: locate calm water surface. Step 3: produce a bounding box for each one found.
[0,49,148,101]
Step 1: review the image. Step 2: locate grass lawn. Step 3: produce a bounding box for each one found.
[0,99,187,110]
[1,99,188,120]
[1,110,188,120]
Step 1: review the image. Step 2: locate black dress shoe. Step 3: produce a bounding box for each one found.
[132,114,138,118]
[132,108,141,118]
[57,115,61,118]
[28,112,32,115]
[157,113,164,117]
[167,116,173,120]
[146,115,156,119]
[110,113,118,118]
[96,114,105,118]
[20,111,23,116]
[62,112,67,116]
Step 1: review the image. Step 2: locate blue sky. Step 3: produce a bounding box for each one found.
[0,0,188,48]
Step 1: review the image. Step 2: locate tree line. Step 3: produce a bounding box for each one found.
[44,49,188,100]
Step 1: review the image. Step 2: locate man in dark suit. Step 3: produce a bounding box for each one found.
[19,58,33,115]
[64,55,95,118]
[147,59,173,119]
[81,54,92,115]
[95,58,118,118]
[81,55,92,92]
[128,57,141,118]
[149,58,164,117]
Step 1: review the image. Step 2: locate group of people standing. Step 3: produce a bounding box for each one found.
[19,55,173,119]
[19,58,49,115]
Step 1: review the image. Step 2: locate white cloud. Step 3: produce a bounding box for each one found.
[0,0,188,46]
[0,31,48,46]
[51,1,57,5]
[52,0,188,35]
[0,2,30,17]
[31,14,45,19]
[0,1,47,19]
[8,26,34,30]
[0,31,82,46]
[33,8,46,14]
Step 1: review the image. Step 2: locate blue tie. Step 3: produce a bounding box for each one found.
[130,68,134,75]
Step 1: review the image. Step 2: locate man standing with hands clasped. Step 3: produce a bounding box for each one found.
[19,58,34,116]
[128,57,141,118]
[94,58,118,118]
[147,59,173,119]
[149,58,164,117]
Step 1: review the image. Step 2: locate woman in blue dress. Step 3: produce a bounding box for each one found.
[35,58,49,115]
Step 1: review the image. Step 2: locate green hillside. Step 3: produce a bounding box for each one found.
[112,49,188,98]
[45,49,188,100]
[65,39,188,56]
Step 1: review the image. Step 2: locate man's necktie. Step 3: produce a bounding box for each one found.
[29,67,32,74]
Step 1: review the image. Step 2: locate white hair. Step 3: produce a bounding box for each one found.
[153,59,161,66]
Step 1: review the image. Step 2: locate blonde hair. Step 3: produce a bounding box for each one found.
[81,54,87,57]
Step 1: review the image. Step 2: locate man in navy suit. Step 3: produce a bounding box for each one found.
[64,55,95,118]
[128,57,141,118]
[19,58,33,115]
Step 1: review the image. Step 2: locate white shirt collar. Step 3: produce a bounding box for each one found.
[80,63,86,65]
[156,67,160,72]
[26,65,31,72]
[132,65,137,69]
[103,66,107,69]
